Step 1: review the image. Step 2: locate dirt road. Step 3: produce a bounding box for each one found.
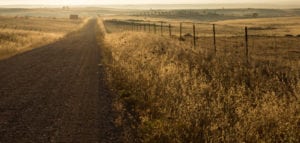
[0,19,119,142]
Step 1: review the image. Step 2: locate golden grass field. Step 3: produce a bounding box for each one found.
[101,16,300,142]
[0,16,84,59]
[0,10,299,142]
[103,16,300,36]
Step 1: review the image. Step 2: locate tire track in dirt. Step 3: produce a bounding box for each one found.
[0,19,120,142]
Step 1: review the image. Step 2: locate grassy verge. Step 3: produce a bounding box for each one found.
[104,31,299,142]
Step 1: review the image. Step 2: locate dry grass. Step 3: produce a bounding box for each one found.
[0,16,85,59]
[104,18,300,66]
[103,16,300,37]
[216,17,300,36]
[102,19,300,142]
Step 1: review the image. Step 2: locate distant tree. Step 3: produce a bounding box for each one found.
[62,6,69,10]
[253,13,259,18]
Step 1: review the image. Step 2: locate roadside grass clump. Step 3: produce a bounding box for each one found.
[103,31,299,143]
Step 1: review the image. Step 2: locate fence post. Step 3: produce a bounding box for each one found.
[245,26,249,64]
[144,24,146,31]
[193,24,196,48]
[213,24,217,54]
[154,23,156,34]
[169,24,172,37]
[161,21,163,36]
[148,23,151,32]
[180,23,182,39]
[153,23,156,34]
[132,22,134,31]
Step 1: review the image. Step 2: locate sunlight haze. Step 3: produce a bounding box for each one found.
[0,0,299,5]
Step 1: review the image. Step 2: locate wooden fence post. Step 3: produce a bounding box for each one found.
[169,24,172,37]
[245,26,249,64]
[193,24,196,48]
[148,23,151,32]
[213,24,217,54]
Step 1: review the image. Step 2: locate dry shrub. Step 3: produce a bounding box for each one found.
[104,31,299,142]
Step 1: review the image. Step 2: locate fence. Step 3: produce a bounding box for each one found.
[104,19,300,64]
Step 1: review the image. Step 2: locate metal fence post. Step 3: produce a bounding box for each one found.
[180,23,182,39]
[245,26,249,64]
[169,24,172,37]
[193,24,196,48]
[161,21,163,36]
[213,24,217,54]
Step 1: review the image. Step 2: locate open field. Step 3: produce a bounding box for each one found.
[0,16,84,59]
[129,9,300,21]
[103,8,300,23]
[103,16,300,36]
[103,16,300,63]
[0,6,299,142]
[102,16,300,142]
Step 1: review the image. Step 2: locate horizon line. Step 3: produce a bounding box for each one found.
[0,2,299,6]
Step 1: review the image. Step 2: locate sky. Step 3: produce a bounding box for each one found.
[0,0,298,5]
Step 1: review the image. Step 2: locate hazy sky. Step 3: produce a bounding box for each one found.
[0,0,298,5]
